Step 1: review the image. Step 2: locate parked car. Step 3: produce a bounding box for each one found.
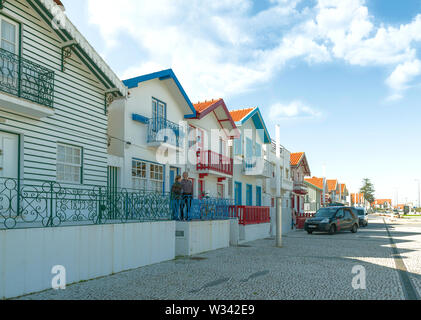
[304,207,359,235]
[352,207,368,227]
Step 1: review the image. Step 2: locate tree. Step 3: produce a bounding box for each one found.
[360,178,375,206]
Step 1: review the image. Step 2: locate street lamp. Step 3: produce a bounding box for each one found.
[415,179,420,209]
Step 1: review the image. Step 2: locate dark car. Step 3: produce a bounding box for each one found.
[352,207,368,227]
[304,207,359,235]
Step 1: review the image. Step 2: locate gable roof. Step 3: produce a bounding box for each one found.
[305,177,324,191]
[327,180,338,192]
[193,99,238,135]
[372,199,392,206]
[229,107,271,144]
[230,108,255,122]
[35,0,126,96]
[290,152,311,177]
[290,152,304,166]
[123,69,196,118]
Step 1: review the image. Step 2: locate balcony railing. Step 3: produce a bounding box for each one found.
[242,158,273,178]
[147,117,183,148]
[293,181,308,195]
[0,48,55,108]
[197,150,233,176]
[229,206,271,225]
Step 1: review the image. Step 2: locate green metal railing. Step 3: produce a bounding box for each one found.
[0,48,55,108]
[0,178,171,230]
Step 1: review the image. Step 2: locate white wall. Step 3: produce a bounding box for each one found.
[239,223,270,243]
[0,221,175,299]
[175,220,230,256]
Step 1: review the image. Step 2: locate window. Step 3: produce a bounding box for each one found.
[150,163,164,192]
[246,137,253,158]
[132,160,164,192]
[234,137,242,155]
[57,144,82,184]
[0,17,18,54]
[152,98,166,131]
[132,160,147,190]
[255,142,262,157]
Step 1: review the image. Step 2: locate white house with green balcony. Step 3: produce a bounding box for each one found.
[0,1,176,300]
[0,0,126,228]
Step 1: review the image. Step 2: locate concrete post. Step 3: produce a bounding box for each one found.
[276,197,283,247]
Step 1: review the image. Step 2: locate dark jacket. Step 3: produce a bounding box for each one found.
[181,179,193,195]
[171,181,183,199]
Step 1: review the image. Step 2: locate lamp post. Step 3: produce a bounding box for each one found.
[415,179,420,210]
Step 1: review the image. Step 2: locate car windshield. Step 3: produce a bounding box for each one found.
[356,209,365,216]
[315,208,337,218]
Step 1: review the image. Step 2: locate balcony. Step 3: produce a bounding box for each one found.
[293,181,308,195]
[0,48,55,118]
[147,117,183,149]
[242,158,273,179]
[196,150,233,177]
[281,178,294,191]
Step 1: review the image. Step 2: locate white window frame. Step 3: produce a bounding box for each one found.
[132,159,164,193]
[56,143,82,184]
[0,15,19,55]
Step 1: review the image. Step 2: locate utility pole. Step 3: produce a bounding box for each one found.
[276,125,282,248]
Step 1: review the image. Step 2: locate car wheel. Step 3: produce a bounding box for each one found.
[307,231,313,235]
[328,225,336,235]
[351,224,358,233]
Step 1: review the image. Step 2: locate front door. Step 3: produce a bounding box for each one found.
[246,185,253,206]
[235,182,242,206]
[0,131,19,222]
[0,131,19,179]
[199,179,205,198]
[169,167,179,190]
[256,186,262,207]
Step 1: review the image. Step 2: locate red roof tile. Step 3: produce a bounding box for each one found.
[372,199,392,206]
[193,99,222,113]
[327,180,338,192]
[290,152,304,166]
[229,108,255,122]
[305,177,324,190]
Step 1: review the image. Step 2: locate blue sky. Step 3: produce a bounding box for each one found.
[64,0,421,205]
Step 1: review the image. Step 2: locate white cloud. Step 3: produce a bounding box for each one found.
[269,101,322,120]
[385,59,421,99]
[86,0,421,101]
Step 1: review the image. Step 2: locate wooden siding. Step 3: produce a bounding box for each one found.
[0,0,109,185]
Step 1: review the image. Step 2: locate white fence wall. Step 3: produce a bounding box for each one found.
[0,221,175,299]
[175,220,230,256]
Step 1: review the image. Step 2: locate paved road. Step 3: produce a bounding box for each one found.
[19,216,421,300]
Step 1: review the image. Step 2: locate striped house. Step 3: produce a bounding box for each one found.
[0,0,126,228]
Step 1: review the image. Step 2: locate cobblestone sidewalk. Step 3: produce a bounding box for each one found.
[19,217,418,300]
